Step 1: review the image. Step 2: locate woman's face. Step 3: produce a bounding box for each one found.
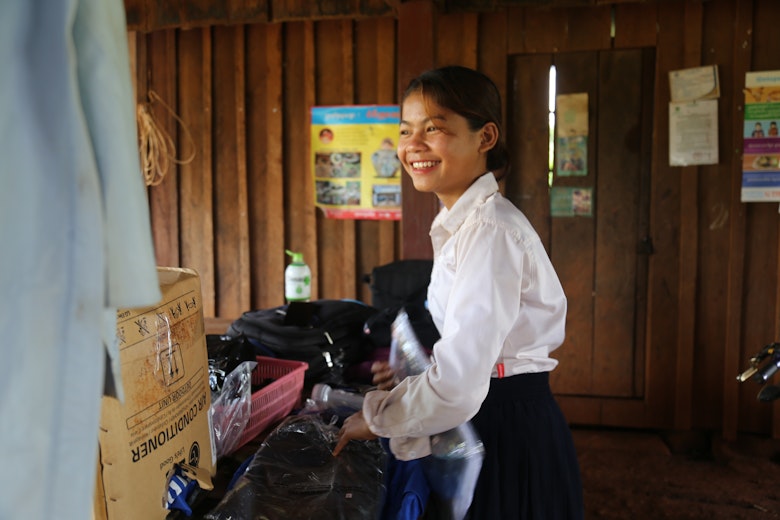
[398,91,495,209]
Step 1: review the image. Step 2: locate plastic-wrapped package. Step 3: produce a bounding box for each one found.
[309,309,485,520]
[390,308,485,520]
[206,334,256,396]
[307,385,432,520]
[209,359,256,459]
[204,414,386,520]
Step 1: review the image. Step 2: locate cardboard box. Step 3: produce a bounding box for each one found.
[94,267,215,520]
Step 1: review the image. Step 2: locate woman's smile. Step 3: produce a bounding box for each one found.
[398,91,488,209]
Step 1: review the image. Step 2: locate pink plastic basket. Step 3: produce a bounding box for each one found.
[235,356,308,450]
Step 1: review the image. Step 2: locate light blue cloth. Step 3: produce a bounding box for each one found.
[0,0,160,518]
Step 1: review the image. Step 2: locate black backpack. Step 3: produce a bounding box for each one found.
[362,259,441,350]
[366,259,433,310]
[227,299,379,386]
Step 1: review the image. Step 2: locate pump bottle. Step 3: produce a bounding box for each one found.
[285,249,311,302]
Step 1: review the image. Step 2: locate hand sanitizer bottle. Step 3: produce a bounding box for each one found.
[285,249,311,302]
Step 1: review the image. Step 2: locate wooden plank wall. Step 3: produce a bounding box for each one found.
[128,0,780,438]
[131,18,401,325]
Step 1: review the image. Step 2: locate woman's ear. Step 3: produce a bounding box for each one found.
[479,122,499,153]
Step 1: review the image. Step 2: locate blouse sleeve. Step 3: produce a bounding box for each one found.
[363,219,529,459]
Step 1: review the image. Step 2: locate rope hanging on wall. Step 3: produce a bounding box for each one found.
[137,89,195,186]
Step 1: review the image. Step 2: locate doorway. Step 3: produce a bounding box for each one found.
[505,49,655,402]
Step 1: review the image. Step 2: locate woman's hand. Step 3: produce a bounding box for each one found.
[332,362,395,456]
[333,411,378,456]
[371,361,397,390]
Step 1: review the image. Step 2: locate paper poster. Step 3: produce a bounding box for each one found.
[311,105,402,220]
[741,71,780,202]
[550,187,593,217]
[556,93,588,177]
[669,65,720,103]
[669,99,719,166]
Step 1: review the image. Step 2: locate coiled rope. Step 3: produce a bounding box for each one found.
[137,89,195,186]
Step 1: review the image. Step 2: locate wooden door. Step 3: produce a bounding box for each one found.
[506,49,655,409]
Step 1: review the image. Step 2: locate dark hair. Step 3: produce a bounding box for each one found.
[401,65,509,177]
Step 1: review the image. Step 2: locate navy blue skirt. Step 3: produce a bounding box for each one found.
[464,372,583,520]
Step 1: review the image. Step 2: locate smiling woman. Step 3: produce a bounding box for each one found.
[334,65,583,520]
[397,91,493,209]
[396,67,508,209]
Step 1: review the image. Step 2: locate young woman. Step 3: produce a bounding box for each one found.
[334,65,584,519]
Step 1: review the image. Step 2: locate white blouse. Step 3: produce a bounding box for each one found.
[363,172,567,461]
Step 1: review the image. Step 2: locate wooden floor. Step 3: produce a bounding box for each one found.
[574,427,780,519]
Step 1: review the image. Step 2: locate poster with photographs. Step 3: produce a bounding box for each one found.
[741,71,780,202]
[550,187,593,217]
[311,105,401,220]
[556,93,588,177]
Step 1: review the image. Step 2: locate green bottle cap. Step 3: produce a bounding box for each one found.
[285,249,304,264]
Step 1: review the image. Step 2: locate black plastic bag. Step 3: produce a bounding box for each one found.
[204,414,386,520]
[206,334,256,395]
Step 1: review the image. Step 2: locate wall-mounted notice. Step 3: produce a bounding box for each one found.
[669,99,719,166]
[669,65,720,103]
[311,105,401,220]
[668,65,720,167]
[741,71,780,202]
[550,187,593,217]
[556,93,588,177]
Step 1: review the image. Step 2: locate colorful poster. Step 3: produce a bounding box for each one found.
[556,93,588,177]
[742,71,780,202]
[311,105,401,220]
[550,187,593,217]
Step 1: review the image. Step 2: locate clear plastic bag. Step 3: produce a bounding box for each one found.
[309,309,485,520]
[390,308,485,520]
[209,360,256,459]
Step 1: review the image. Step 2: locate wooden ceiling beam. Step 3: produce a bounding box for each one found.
[124,0,397,32]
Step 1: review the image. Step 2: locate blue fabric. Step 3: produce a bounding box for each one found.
[166,473,198,516]
[0,1,159,518]
[227,454,255,491]
[381,438,430,520]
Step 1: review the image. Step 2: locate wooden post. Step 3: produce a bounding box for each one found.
[398,0,439,260]
[674,0,703,432]
[722,0,753,441]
